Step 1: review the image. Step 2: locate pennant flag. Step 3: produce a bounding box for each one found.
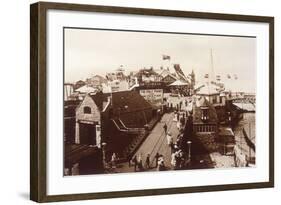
[162,55,171,60]
[174,64,187,81]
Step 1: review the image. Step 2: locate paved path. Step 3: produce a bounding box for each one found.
[233,113,255,159]
[112,112,182,173]
[134,112,179,169]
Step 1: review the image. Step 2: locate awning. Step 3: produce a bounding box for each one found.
[168,80,188,86]
[75,85,97,93]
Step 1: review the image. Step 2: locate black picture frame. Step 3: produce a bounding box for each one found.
[30,1,274,202]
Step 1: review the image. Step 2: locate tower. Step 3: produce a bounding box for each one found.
[190,69,195,89]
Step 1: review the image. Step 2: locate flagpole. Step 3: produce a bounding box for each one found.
[210,48,214,82]
[169,58,171,72]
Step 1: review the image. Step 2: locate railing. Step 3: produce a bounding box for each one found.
[242,128,255,152]
[111,119,127,132]
[111,119,145,134]
[118,119,145,132]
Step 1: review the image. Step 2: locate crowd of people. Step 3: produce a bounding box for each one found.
[166,130,188,170]
[129,153,152,172]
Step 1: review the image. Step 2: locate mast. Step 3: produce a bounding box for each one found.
[249,123,251,161]
[207,49,215,96]
[210,48,215,82]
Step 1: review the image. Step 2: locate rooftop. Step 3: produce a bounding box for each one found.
[75,85,98,94]
[168,80,188,86]
[89,90,152,114]
[195,83,220,95]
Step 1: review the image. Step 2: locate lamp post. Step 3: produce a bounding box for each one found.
[187,140,192,161]
[102,142,107,170]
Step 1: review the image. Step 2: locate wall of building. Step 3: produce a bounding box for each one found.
[76,95,101,123]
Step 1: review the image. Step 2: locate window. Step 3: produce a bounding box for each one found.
[201,108,209,122]
[213,96,217,104]
[83,106,91,114]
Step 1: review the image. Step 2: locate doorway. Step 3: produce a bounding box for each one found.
[79,123,96,145]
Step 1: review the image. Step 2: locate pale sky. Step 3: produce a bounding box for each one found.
[64,28,256,92]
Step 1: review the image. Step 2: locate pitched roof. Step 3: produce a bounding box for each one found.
[89,92,110,111]
[111,90,152,114]
[89,90,152,114]
[162,73,178,80]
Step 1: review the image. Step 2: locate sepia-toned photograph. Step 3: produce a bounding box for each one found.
[63,28,256,176]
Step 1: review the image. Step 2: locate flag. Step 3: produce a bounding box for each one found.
[162,55,171,60]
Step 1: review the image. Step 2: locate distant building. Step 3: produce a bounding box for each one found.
[106,67,127,81]
[139,89,164,108]
[127,71,138,87]
[134,68,162,83]
[64,83,74,101]
[73,80,86,90]
[86,75,107,88]
[64,99,81,144]
[132,81,169,111]
[107,80,129,93]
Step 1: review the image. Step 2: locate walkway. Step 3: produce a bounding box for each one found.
[112,112,181,173]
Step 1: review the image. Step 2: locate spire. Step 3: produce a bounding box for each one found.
[190,69,195,89]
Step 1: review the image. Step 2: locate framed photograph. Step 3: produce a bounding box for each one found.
[30,1,274,202]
